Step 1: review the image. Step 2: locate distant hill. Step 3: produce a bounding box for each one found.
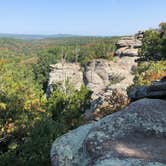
[0,33,80,40]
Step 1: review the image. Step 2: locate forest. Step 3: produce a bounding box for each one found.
[0,36,119,165]
[0,22,166,165]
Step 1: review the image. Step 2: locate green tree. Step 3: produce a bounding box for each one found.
[47,84,92,131]
[33,48,61,91]
[139,30,162,61]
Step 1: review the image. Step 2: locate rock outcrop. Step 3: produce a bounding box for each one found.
[47,56,137,120]
[84,57,137,99]
[51,98,166,166]
[50,32,166,166]
[47,62,83,95]
[47,33,141,119]
[84,57,136,120]
[115,31,144,57]
[47,57,137,99]
[128,78,166,100]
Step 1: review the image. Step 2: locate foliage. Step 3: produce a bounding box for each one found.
[0,37,118,58]
[33,48,61,91]
[47,85,92,131]
[133,61,166,86]
[0,117,63,166]
[0,60,45,155]
[139,22,166,61]
[139,30,162,61]
[0,57,92,165]
[159,22,166,37]
[93,89,129,119]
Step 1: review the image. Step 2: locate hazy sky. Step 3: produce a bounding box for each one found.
[0,0,166,35]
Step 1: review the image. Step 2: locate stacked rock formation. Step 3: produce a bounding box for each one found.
[115,31,144,57]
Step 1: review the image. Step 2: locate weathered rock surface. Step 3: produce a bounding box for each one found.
[51,98,166,166]
[47,62,83,92]
[84,57,137,99]
[115,31,144,57]
[116,36,142,48]
[84,56,137,120]
[128,78,166,100]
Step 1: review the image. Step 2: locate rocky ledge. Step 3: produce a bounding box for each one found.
[51,98,166,166]
[128,77,166,100]
[115,31,144,57]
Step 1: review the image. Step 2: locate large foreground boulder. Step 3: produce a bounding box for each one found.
[51,99,166,166]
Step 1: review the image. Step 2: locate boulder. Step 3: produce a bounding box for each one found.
[128,78,166,100]
[51,99,166,166]
[84,59,112,99]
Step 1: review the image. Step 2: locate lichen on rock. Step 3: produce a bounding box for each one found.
[51,98,166,166]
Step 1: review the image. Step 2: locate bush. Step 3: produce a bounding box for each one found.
[139,30,162,61]
[0,117,63,166]
[139,22,166,61]
[133,61,166,86]
[47,85,92,131]
[93,89,129,119]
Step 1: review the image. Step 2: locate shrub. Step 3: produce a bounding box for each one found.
[139,30,162,61]
[139,22,166,61]
[93,89,129,119]
[133,61,166,86]
[47,85,92,131]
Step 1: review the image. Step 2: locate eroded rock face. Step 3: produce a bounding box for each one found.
[47,35,139,119]
[84,57,137,120]
[51,99,166,166]
[47,62,84,92]
[84,57,137,100]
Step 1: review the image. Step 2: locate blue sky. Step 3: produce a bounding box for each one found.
[0,0,166,36]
